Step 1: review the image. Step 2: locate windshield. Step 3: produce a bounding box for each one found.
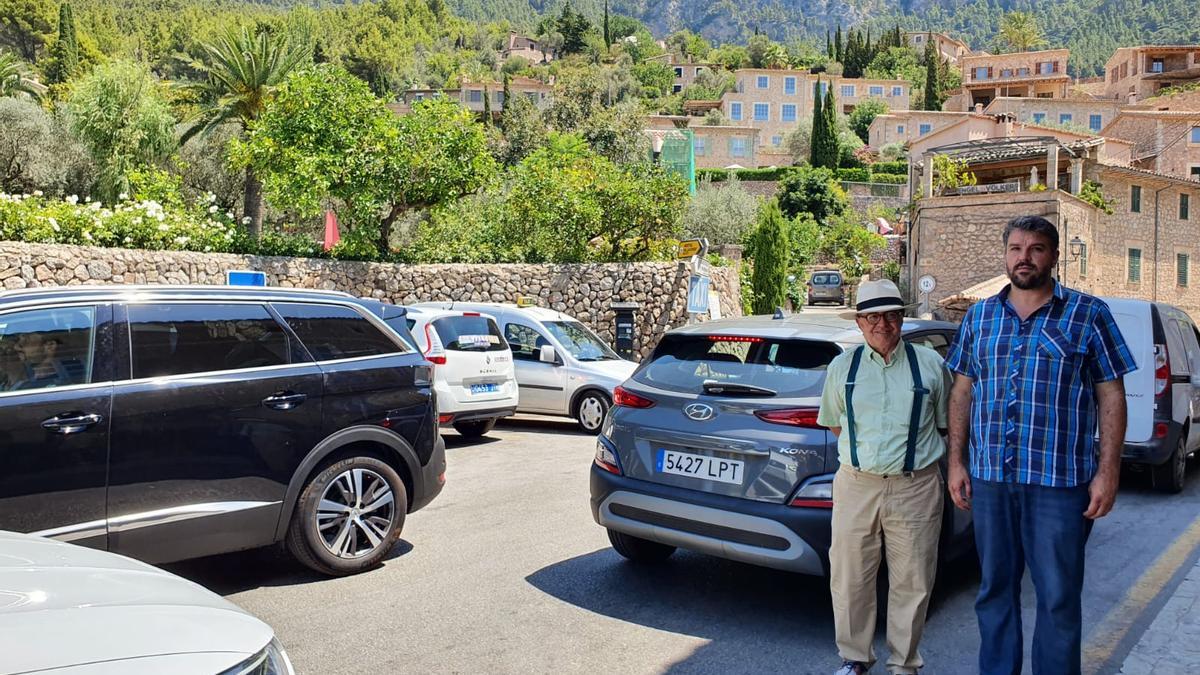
[431,315,509,352]
[544,321,620,361]
[633,334,840,397]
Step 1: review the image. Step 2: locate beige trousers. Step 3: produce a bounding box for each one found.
[829,464,944,674]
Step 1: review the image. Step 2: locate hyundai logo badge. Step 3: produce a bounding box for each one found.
[684,403,715,421]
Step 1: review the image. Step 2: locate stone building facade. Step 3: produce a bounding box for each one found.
[0,242,743,360]
[983,96,1129,134]
[1103,46,1200,102]
[644,116,762,169]
[957,49,1071,110]
[1102,110,1200,181]
[869,110,976,148]
[904,32,972,66]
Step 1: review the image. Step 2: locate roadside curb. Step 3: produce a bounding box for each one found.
[1118,557,1200,672]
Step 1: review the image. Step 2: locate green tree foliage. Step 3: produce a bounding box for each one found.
[848,98,887,143]
[0,0,53,61]
[631,59,673,98]
[67,60,176,203]
[810,81,839,169]
[495,91,546,165]
[683,176,759,246]
[181,27,309,239]
[777,165,848,224]
[549,4,592,55]
[997,11,1047,53]
[44,1,77,84]
[749,200,788,314]
[708,43,749,70]
[665,29,709,62]
[0,96,90,194]
[819,218,886,279]
[579,99,648,165]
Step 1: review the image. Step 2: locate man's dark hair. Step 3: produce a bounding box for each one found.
[1002,215,1059,250]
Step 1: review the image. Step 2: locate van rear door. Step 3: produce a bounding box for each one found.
[1105,301,1154,443]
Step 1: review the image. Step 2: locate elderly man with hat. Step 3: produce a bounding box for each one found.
[817,279,952,675]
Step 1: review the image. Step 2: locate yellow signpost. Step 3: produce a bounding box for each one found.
[677,239,703,259]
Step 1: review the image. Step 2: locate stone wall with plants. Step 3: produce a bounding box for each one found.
[0,241,741,360]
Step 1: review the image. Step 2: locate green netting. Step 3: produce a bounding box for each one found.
[660,129,696,195]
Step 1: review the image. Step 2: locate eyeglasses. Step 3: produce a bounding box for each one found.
[857,311,904,325]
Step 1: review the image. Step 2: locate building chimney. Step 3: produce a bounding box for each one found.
[974,103,984,113]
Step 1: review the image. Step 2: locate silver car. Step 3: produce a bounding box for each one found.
[590,313,970,576]
[417,302,636,433]
[0,530,292,674]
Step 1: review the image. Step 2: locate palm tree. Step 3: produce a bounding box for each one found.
[997,12,1047,53]
[182,28,309,239]
[0,52,43,99]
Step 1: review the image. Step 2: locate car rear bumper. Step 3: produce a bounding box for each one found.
[439,406,517,425]
[410,434,446,513]
[1122,420,1182,465]
[589,465,830,576]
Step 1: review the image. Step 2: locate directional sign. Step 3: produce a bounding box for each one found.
[227,270,266,287]
[918,275,936,293]
[687,275,711,314]
[677,239,704,259]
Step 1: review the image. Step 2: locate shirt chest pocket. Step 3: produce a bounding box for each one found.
[1039,325,1086,361]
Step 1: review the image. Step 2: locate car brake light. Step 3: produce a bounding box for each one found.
[1155,344,1169,397]
[462,312,480,316]
[755,408,826,428]
[706,335,763,343]
[425,324,447,365]
[438,413,454,424]
[790,481,833,508]
[613,386,655,409]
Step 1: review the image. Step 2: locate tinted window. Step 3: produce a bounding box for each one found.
[128,303,290,378]
[505,323,550,362]
[634,335,841,397]
[0,306,95,392]
[274,303,407,361]
[431,315,508,352]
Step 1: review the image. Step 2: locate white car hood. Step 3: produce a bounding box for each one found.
[579,358,638,384]
[0,532,271,674]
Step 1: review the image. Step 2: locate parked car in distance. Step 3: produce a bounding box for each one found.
[590,313,967,576]
[807,270,845,306]
[0,285,446,577]
[1101,297,1200,493]
[0,530,293,675]
[417,301,636,433]
[373,304,518,438]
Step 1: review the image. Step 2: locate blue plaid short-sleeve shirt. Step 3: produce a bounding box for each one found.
[945,282,1136,487]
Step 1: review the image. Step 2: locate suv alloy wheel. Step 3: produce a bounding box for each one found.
[287,456,408,576]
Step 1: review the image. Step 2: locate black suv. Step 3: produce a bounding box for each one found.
[0,285,445,576]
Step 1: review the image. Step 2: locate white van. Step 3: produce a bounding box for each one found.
[416,302,636,433]
[1102,297,1200,492]
[401,307,519,438]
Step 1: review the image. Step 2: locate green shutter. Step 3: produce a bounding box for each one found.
[1129,249,1142,283]
[1179,254,1190,287]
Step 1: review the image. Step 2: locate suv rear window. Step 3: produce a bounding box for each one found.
[633,335,841,397]
[812,273,841,285]
[273,303,408,361]
[431,315,508,352]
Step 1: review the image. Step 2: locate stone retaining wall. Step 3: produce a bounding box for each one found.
[0,242,742,360]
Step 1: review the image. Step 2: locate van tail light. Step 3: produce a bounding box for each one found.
[1154,344,1169,397]
[790,480,833,508]
[438,413,454,424]
[1155,422,1169,438]
[424,324,447,365]
[755,407,826,428]
[613,386,655,409]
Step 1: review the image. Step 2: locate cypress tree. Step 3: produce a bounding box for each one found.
[822,83,839,168]
[924,38,940,110]
[483,85,492,125]
[603,0,610,47]
[834,26,843,64]
[810,79,826,166]
[47,2,79,85]
[826,30,832,59]
[750,201,789,315]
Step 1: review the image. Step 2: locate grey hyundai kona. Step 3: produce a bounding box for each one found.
[590,313,970,576]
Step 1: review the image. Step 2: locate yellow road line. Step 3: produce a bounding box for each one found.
[1083,514,1200,674]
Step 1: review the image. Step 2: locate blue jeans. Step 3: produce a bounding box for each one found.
[972,479,1094,675]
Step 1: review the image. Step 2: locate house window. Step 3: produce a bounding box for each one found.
[841,84,856,97]
[468,89,483,103]
[1128,248,1142,283]
[1192,166,1200,181]
[730,137,748,158]
[696,67,705,76]
[892,86,903,97]
[1017,67,1030,77]
[974,66,989,81]
[1190,126,1200,144]
[897,124,906,134]
[495,91,505,104]
[1079,243,1088,277]
[525,92,539,103]
[757,75,769,89]
[674,67,683,77]
[1001,69,1013,78]
[1038,61,1056,75]
[918,123,932,136]
[869,85,884,96]
[1059,113,1073,125]
[672,84,682,93]
[730,102,743,121]
[693,137,707,157]
[1131,185,1142,213]
[1179,253,1190,287]
[772,135,782,146]
[753,103,769,121]
[1089,114,1103,131]
[915,35,923,43]
[1033,112,1046,124]
[1151,58,1164,73]
[781,104,797,123]
[1182,193,1191,220]
[413,93,425,101]
[785,77,797,95]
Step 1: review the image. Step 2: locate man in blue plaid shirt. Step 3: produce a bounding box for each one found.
[945,216,1135,675]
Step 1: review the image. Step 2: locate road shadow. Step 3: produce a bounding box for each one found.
[526,545,980,674]
[497,415,590,436]
[443,433,504,449]
[164,539,414,595]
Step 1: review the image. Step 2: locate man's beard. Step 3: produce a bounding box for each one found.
[1008,263,1052,290]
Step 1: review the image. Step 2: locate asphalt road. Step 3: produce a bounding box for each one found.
[168,418,1200,675]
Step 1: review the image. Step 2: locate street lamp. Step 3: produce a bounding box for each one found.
[1066,236,1084,262]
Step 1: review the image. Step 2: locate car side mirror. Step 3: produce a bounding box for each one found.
[539,345,558,364]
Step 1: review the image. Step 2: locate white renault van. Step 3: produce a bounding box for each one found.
[416,301,637,433]
[400,307,519,438]
[1102,297,1200,493]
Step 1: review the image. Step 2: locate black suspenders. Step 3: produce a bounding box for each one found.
[844,342,929,474]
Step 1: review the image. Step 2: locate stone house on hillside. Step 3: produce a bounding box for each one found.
[983,96,1130,134]
[644,115,762,169]
[1101,110,1200,182]
[503,32,555,64]
[955,49,1071,111]
[904,32,973,65]
[391,77,553,119]
[1103,46,1200,102]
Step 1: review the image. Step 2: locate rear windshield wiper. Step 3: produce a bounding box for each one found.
[701,380,777,397]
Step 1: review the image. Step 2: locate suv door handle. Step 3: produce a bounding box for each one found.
[42,413,104,434]
[262,392,307,410]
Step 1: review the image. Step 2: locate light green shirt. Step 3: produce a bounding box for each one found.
[817,340,951,475]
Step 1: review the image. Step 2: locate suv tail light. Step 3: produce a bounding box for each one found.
[754,407,825,428]
[790,480,833,508]
[594,440,622,475]
[613,386,655,409]
[1155,343,1169,397]
[424,324,447,365]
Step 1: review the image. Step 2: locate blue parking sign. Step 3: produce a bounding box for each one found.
[226,270,266,286]
[687,275,710,314]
